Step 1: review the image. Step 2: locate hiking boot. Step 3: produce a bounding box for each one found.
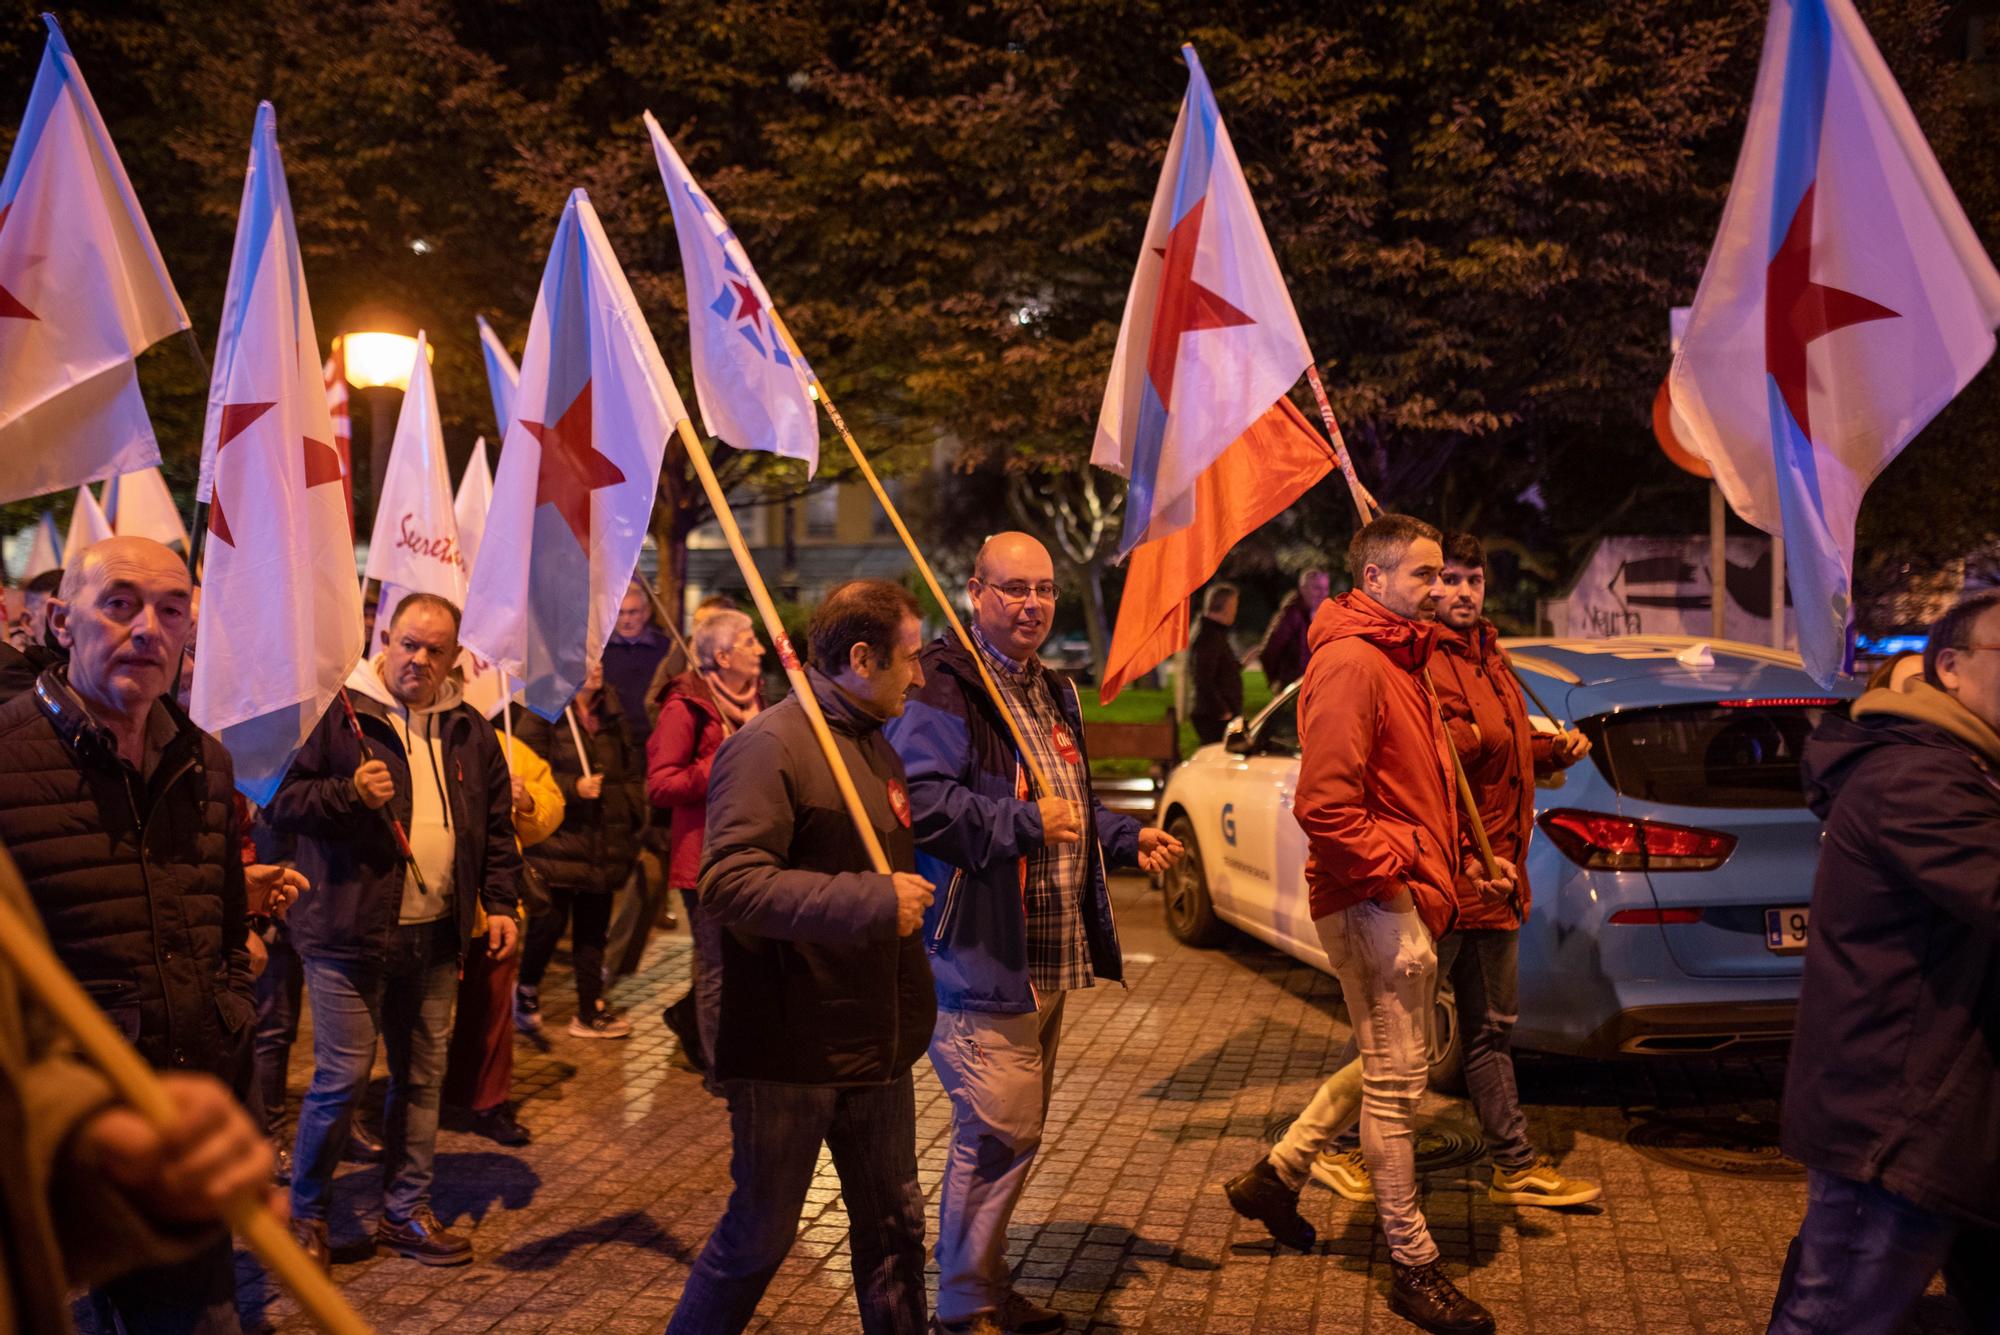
[999,1290,1066,1333]
[512,984,542,1034]
[375,1206,473,1267]
[291,1217,329,1273]
[1488,1156,1602,1208]
[1389,1260,1495,1334]
[1311,1147,1375,1202]
[931,1317,1002,1335]
[1223,1159,1316,1252]
[569,1007,633,1039]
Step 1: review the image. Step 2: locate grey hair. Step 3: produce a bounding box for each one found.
[692,609,753,670]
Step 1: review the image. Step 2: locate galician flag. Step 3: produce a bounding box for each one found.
[460,189,684,720]
[1669,0,2000,684]
[476,314,518,439]
[456,436,494,570]
[60,483,112,567]
[366,330,466,653]
[18,511,59,582]
[646,112,819,475]
[103,465,189,550]
[0,15,190,502]
[1093,46,1313,557]
[190,103,363,801]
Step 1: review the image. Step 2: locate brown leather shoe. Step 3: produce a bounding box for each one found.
[375,1205,472,1266]
[291,1217,330,1273]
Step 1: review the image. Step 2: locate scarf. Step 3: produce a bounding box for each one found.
[702,670,760,730]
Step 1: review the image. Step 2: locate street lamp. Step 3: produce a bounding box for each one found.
[340,331,431,391]
[333,320,433,534]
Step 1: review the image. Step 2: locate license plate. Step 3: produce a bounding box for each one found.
[1765,907,1809,952]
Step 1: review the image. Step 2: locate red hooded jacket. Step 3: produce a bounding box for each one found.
[1430,621,1559,929]
[1294,591,1460,940]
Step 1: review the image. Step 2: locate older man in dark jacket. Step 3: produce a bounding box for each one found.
[667,580,935,1335]
[0,537,253,1334]
[1770,592,2000,1334]
[269,592,521,1271]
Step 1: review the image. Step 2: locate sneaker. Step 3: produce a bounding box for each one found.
[291,1217,329,1273]
[1310,1148,1375,1202]
[513,985,542,1034]
[1488,1156,1603,1208]
[569,1008,633,1039]
[1222,1159,1316,1252]
[1389,1259,1495,1334]
[998,1290,1065,1334]
[375,1206,473,1267]
[931,1317,1002,1335]
[469,1105,532,1147]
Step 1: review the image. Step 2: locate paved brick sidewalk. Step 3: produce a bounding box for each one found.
[221,875,1968,1335]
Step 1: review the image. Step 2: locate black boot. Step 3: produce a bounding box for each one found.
[1223,1159,1316,1252]
[1389,1260,1495,1334]
[662,992,706,1071]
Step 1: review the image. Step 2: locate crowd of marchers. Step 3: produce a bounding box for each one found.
[0,524,1992,1335]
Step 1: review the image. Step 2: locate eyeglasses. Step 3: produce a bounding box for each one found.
[976,578,1059,605]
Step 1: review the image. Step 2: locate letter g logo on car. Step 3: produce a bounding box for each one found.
[1221,802,1237,846]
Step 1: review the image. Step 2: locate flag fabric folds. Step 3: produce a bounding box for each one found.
[477,314,519,440]
[1100,398,1333,703]
[60,484,112,567]
[646,112,819,475]
[365,330,466,654]
[323,345,354,529]
[190,103,363,802]
[455,436,493,571]
[1669,0,2000,684]
[103,465,189,550]
[1092,45,1313,559]
[459,189,685,721]
[0,15,190,503]
[19,512,59,582]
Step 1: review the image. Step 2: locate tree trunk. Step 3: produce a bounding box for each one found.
[1080,556,1111,684]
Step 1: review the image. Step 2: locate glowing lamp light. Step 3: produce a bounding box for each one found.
[340,332,432,391]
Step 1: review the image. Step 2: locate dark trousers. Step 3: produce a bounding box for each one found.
[665,1072,927,1335]
[1192,713,1229,746]
[1769,1170,2000,1334]
[520,885,614,1018]
[86,1236,241,1335]
[250,925,304,1137]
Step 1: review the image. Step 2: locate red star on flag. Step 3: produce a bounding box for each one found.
[729,279,763,326]
[523,383,626,547]
[1766,183,1901,444]
[208,402,348,546]
[1145,197,1254,411]
[0,205,40,322]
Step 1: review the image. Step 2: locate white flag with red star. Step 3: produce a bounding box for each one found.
[460,190,683,721]
[191,103,362,801]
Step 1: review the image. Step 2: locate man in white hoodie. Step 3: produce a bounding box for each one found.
[268,593,522,1271]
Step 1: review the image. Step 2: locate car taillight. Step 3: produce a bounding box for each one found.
[1537,809,1738,872]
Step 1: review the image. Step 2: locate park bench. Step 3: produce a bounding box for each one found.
[1082,715,1181,822]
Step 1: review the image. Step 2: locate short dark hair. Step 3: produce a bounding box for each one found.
[1923,590,2000,687]
[390,591,462,636]
[1346,514,1443,585]
[809,580,920,672]
[1202,582,1238,615]
[23,569,62,598]
[1441,532,1486,571]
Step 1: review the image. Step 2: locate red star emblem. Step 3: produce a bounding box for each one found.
[523,383,626,547]
[1765,183,1900,443]
[0,205,40,322]
[729,279,763,327]
[207,402,347,547]
[1145,197,1254,410]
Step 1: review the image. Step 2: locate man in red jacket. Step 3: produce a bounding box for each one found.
[1226,515,1507,1335]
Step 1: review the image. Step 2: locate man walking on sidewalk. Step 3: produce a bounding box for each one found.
[1224,515,1504,1335]
[887,531,1182,1335]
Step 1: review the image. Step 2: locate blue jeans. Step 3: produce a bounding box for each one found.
[666,1072,927,1335]
[290,920,459,1224]
[251,925,303,1136]
[1769,1170,1999,1333]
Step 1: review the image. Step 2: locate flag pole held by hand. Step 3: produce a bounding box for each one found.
[634,574,738,737]
[0,852,374,1335]
[336,689,427,896]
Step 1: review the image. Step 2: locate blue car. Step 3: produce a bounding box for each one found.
[1155,635,1858,1065]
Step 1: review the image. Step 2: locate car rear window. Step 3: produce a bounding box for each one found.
[1580,703,1844,809]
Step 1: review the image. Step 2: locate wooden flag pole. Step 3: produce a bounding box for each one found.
[0,863,373,1335]
[633,574,737,737]
[767,310,1054,799]
[1304,365,1378,528]
[673,417,891,874]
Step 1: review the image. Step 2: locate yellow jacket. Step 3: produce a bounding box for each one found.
[505,735,564,849]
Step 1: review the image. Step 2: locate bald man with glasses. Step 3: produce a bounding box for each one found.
[886,532,1181,1335]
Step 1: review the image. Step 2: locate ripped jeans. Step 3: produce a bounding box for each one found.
[1300,899,1440,1267]
[929,993,1067,1322]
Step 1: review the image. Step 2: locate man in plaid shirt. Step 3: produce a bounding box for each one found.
[887,532,1183,1335]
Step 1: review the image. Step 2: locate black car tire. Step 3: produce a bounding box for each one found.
[1162,813,1229,946]
[1428,978,1467,1096]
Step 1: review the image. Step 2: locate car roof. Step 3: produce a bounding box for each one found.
[1499,636,1861,717]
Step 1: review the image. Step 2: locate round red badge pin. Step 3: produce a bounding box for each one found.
[887,778,912,828]
[1052,721,1081,765]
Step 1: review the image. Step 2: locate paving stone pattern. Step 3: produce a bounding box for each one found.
[218,876,1968,1335]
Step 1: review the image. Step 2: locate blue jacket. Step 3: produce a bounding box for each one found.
[885,635,1142,1014]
